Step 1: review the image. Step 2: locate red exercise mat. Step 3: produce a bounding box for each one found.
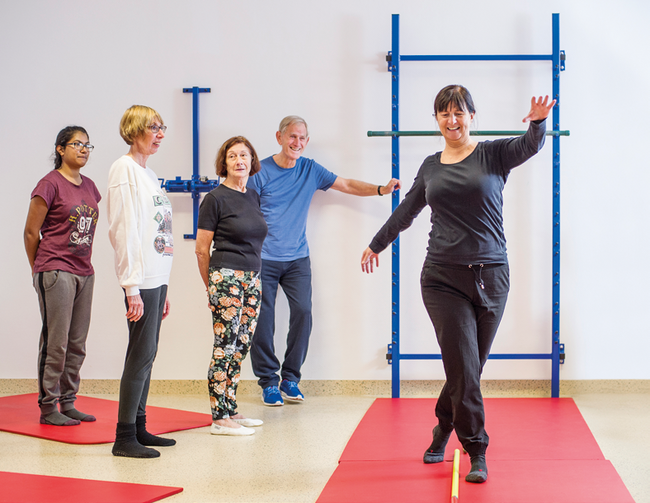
[0,471,182,503]
[316,458,635,503]
[340,397,605,462]
[0,393,211,444]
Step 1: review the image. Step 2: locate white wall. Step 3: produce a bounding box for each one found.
[1,0,649,381]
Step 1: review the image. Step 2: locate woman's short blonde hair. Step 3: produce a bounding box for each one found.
[119,105,164,145]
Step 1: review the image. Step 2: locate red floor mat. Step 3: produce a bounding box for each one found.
[0,471,182,503]
[317,459,635,503]
[319,398,634,503]
[340,398,605,462]
[0,393,211,444]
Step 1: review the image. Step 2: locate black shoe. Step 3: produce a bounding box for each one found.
[423,425,452,464]
[465,455,488,483]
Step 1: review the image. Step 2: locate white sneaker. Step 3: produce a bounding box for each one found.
[210,423,255,436]
[232,417,263,427]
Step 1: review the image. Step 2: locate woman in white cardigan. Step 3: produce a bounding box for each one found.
[107,105,175,459]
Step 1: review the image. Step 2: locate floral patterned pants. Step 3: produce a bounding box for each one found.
[207,267,261,420]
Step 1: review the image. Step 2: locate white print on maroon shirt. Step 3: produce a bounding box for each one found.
[68,201,98,255]
[152,193,173,257]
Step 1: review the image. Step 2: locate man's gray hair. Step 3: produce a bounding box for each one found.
[278,115,309,137]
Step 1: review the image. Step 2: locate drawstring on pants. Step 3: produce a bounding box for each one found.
[469,264,485,290]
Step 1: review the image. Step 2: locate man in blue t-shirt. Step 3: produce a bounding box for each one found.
[248,115,400,406]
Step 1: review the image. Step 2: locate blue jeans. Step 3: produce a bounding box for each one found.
[250,257,312,388]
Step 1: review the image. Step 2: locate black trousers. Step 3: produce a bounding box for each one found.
[420,263,509,457]
[118,285,167,424]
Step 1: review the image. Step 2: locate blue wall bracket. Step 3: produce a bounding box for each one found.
[371,14,567,398]
[160,86,218,240]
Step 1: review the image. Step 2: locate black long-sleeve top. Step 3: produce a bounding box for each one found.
[369,119,547,265]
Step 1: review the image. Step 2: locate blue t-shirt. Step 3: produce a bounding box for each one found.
[247,155,337,261]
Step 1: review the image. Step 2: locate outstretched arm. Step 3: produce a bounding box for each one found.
[330,177,401,196]
[522,95,557,123]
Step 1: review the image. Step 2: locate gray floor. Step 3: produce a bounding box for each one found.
[0,392,647,503]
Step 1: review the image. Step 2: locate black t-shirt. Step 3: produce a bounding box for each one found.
[197,184,268,271]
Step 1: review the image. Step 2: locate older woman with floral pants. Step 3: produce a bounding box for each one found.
[196,136,268,436]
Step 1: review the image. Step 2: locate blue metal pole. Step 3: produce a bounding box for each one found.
[192,87,200,177]
[551,14,562,398]
[181,86,211,239]
[191,87,200,239]
[390,14,401,398]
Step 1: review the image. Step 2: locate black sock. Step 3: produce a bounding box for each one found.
[423,425,452,463]
[465,455,488,483]
[136,415,176,447]
[112,422,160,459]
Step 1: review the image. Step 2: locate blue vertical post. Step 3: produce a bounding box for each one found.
[551,14,561,398]
[182,86,211,239]
[390,14,401,398]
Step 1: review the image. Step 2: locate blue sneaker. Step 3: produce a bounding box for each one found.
[280,380,305,402]
[262,385,284,406]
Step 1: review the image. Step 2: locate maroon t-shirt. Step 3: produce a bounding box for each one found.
[31,170,101,276]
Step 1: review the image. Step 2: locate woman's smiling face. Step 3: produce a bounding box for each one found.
[436,105,474,144]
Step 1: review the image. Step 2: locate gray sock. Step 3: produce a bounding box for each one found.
[40,411,80,426]
[62,408,96,422]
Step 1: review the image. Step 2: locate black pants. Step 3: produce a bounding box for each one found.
[118,285,167,424]
[420,263,509,457]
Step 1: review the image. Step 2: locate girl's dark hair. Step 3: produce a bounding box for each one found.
[53,126,89,169]
[433,85,476,116]
[215,136,261,178]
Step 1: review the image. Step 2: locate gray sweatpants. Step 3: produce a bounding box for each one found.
[33,271,95,415]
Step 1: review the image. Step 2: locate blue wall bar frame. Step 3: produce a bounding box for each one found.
[161,86,219,240]
[375,14,566,398]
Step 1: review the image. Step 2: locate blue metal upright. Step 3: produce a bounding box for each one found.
[388,14,401,399]
[161,86,219,239]
[551,15,564,398]
[378,14,567,398]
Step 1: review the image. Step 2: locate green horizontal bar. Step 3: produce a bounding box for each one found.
[368,130,570,137]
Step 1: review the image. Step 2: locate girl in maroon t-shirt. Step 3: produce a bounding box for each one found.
[24,126,101,426]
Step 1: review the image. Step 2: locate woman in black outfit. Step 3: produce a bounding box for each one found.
[361,85,555,483]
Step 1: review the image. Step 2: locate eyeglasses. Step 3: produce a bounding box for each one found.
[66,142,95,152]
[148,124,168,134]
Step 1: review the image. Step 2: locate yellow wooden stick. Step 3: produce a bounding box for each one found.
[451,448,460,503]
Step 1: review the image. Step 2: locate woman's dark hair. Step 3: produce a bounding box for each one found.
[215,136,261,178]
[433,85,476,116]
[53,126,89,169]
